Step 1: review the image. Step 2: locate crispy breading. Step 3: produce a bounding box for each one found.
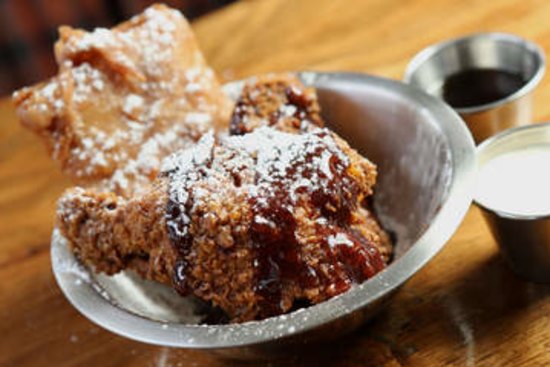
[230,74,324,135]
[57,125,387,322]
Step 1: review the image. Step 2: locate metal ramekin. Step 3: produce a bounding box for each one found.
[475,122,550,283]
[405,32,545,143]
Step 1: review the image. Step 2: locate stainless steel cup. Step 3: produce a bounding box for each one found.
[475,123,550,282]
[405,33,545,143]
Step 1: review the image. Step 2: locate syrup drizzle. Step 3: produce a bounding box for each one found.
[164,127,385,318]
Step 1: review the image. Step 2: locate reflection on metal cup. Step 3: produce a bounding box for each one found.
[475,123,550,282]
[405,33,545,143]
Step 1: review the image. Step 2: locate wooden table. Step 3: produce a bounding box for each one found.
[2,0,550,365]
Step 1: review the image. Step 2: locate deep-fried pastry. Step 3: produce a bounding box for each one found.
[13,4,231,197]
[230,74,324,135]
[58,127,386,322]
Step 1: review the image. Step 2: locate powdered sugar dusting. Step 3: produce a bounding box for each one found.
[254,215,276,228]
[22,4,230,197]
[62,27,136,73]
[107,122,199,195]
[163,127,351,238]
[67,28,121,52]
[224,126,347,199]
[327,233,354,248]
[185,112,212,125]
[123,94,144,116]
[163,131,216,237]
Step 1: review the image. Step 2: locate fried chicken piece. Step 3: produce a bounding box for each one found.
[229,74,324,135]
[352,207,393,263]
[57,183,175,285]
[230,74,393,260]
[13,5,232,197]
[58,127,387,322]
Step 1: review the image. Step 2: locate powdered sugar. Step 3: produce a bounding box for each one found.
[130,6,183,79]
[22,5,228,197]
[41,82,57,99]
[69,28,120,52]
[279,104,297,117]
[254,215,276,228]
[163,132,216,237]
[123,94,144,116]
[164,127,352,240]
[107,123,199,195]
[62,27,136,74]
[71,63,106,104]
[185,112,212,125]
[327,233,354,248]
[224,126,347,195]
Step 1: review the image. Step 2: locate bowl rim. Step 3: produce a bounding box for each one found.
[51,71,476,349]
[403,32,546,114]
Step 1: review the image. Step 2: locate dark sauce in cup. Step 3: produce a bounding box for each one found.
[442,69,526,108]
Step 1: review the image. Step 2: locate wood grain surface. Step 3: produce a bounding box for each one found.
[2,0,550,366]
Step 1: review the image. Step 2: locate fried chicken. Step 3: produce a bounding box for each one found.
[13,4,232,197]
[229,74,392,261]
[58,126,388,322]
[230,74,324,135]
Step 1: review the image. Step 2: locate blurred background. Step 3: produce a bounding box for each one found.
[0,0,234,96]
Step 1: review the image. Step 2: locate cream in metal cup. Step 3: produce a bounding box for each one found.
[404,33,545,143]
[475,122,550,282]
